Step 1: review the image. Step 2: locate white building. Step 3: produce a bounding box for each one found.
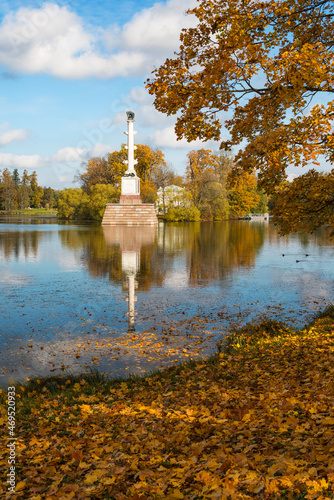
[155,185,186,215]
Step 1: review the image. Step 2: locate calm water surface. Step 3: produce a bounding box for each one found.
[1,219,333,385]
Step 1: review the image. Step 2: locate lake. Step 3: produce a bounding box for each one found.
[1,218,334,386]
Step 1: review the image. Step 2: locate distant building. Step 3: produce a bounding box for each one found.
[156,185,186,215]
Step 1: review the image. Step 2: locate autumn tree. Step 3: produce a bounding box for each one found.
[0,168,16,211]
[79,145,167,195]
[228,171,261,217]
[79,152,125,193]
[29,171,44,208]
[186,149,232,220]
[57,188,90,220]
[58,185,118,220]
[17,170,32,209]
[134,144,167,182]
[147,0,334,232]
[0,169,58,211]
[151,162,177,190]
[273,169,334,233]
[140,180,158,204]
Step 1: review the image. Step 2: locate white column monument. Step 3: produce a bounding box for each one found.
[101,112,158,225]
[120,111,141,204]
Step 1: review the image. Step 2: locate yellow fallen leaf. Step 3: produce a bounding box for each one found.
[169,490,184,499]
[78,461,90,469]
[322,416,334,425]
[84,472,103,485]
[16,481,26,491]
[103,477,116,485]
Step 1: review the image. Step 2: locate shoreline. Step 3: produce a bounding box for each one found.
[0,210,57,217]
[1,307,334,498]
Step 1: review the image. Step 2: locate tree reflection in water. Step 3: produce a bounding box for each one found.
[1,220,334,383]
[65,222,268,288]
[57,221,334,294]
[0,229,39,260]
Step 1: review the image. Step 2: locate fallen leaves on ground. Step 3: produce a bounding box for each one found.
[1,315,334,499]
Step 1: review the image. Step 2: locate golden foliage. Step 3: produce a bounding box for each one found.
[79,145,167,192]
[1,313,334,498]
[272,169,334,234]
[146,0,334,232]
[185,149,233,219]
[228,171,261,216]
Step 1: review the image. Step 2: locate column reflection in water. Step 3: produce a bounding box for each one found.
[102,225,157,332]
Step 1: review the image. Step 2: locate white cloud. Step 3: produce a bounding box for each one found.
[0,3,141,78]
[90,143,112,157]
[0,146,85,170]
[150,126,217,150]
[0,124,29,146]
[117,86,176,127]
[0,142,110,177]
[49,147,88,162]
[0,152,41,168]
[138,105,173,128]
[119,0,196,54]
[0,1,196,79]
[127,87,150,105]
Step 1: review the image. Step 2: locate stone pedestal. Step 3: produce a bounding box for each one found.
[101,203,158,225]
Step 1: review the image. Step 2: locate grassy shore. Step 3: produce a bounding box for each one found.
[1,308,334,499]
[0,208,57,217]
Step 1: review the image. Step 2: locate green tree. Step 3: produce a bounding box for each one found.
[254,190,269,214]
[164,190,201,221]
[87,184,119,220]
[42,187,58,209]
[199,180,230,220]
[57,188,90,220]
[12,168,20,188]
[146,0,334,233]
[0,168,16,211]
[57,185,118,221]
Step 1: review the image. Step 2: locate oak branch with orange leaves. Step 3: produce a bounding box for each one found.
[146,0,334,233]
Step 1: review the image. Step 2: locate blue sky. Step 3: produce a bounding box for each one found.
[1,1,330,190]
[0,0,217,189]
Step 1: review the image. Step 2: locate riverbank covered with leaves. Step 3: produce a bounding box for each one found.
[1,309,334,499]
